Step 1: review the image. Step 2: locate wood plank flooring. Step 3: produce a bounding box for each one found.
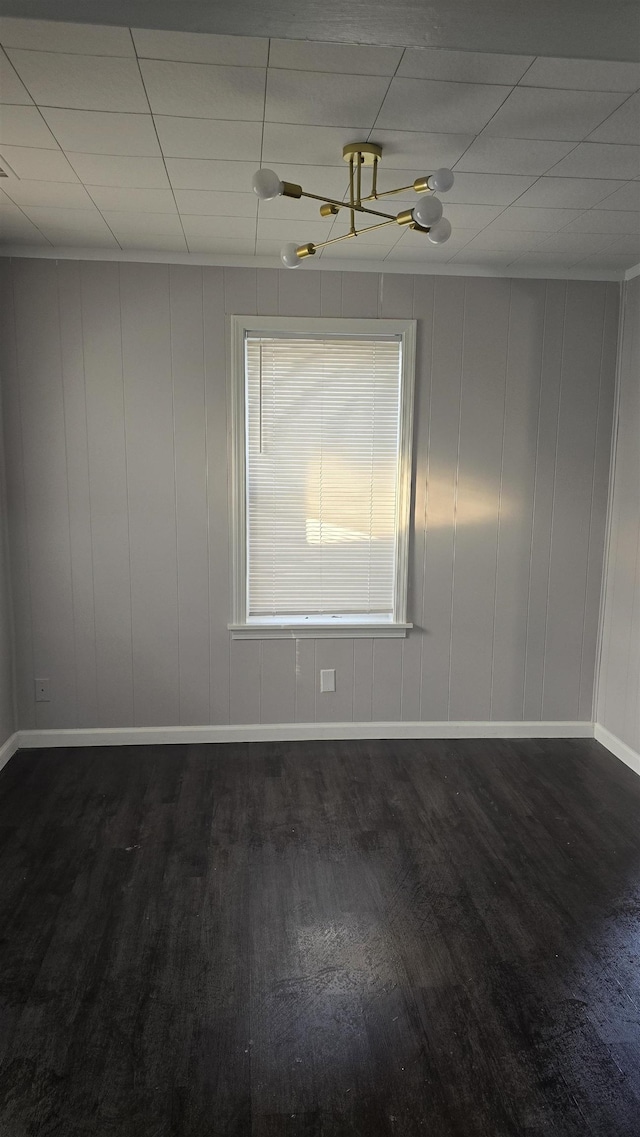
[0,737,639,1136]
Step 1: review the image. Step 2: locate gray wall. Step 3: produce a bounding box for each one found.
[597,275,640,753]
[0,394,15,746]
[0,257,618,730]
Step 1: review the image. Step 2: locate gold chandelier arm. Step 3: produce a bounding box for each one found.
[349,154,355,235]
[299,190,397,221]
[306,215,399,254]
[356,151,362,208]
[360,177,432,203]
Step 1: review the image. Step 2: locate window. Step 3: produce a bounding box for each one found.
[229,316,416,638]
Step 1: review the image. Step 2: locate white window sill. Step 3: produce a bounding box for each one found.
[228,620,412,640]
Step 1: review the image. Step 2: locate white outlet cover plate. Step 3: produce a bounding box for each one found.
[320,669,336,693]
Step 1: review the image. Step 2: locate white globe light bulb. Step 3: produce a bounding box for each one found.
[252,168,283,200]
[412,194,443,229]
[427,217,452,245]
[280,242,303,268]
[428,168,455,193]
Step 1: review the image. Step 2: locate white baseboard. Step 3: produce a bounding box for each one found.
[6,722,638,782]
[14,720,593,750]
[0,731,19,773]
[594,722,640,777]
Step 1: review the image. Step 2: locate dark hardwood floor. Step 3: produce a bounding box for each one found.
[0,738,639,1136]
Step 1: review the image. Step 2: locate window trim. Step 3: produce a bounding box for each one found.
[228,314,416,640]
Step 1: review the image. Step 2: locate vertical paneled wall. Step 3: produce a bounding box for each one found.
[597,275,640,753]
[0,258,618,730]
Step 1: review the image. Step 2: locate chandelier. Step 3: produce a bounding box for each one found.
[252,142,454,268]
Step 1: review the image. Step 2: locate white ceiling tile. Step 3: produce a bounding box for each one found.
[487,205,584,230]
[117,232,189,252]
[265,69,388,128]
[181,214,252,239]
[0,201,49,243]
[0,225,48,245]
[606,233,640,253]
[20,204,117,236]
[0,194,31,218]
[140,59,265,120]
[186,236,256,254]
[262,123,370,167]
[514,176,627,208]
[377,77,512,134]
[101,211,185,239]
[257,218,334,243]
[0,46,32,103]
[0,18,135,55]
[132,29,268,66]
[398,47,533,84]
[443,202,504,227]
[166,158,257,192]
[86,186,177,213]
[561,209,640,234]
[175,189,257,216]
[443,172,536,204]
[384,239,462,260]
[154,116,262,160]
[588,92,640,144]
[510,252,577,268]
[368,130,475,170]
[67,153,169,188]
[255,240,286,257]
[548,142,640,181]
[575,252,640,270]
[0,104,59,148]
[320,241,390,259]
[536,231,617,254]
[0,145,79,182]
[2,179,95,209]
[44,229,120,249]
[450,249,517,265]
[462,229,546,252]
[482,86,628,140]
[41,108,161,156]
[598,181,640,210]
[454,137,576,175]
[268,39,402,75]
[520,58,640,92]
[7,50,148,112]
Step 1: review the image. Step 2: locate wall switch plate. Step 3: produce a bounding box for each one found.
[34,678,50,702]
[320,668,336,693]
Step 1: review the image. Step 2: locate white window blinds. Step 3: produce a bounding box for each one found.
[245,333,403,620]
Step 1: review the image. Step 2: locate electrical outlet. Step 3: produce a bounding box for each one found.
[34,678,50,702]
[320,669,336,693]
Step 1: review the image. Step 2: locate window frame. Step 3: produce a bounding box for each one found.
[228,314,416,639]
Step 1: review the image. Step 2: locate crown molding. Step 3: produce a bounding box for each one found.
[0,246,625,281]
